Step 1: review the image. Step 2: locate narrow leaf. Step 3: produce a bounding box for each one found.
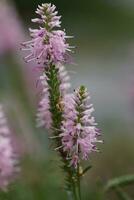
[82,165,92,176]
[105,174,134,191]
[114,187,133,200]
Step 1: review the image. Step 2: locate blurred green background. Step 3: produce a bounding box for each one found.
[0,0,134,199]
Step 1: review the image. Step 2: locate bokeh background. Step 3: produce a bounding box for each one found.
[0,0,134,199]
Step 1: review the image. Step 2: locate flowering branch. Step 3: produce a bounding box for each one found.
[21,3,102,200]
[37,63,80,199]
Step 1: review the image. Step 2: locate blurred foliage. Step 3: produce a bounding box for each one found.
[105,174,134,200]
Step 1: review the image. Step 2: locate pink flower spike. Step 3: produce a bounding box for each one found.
[21,4,73,66]
[60,86,102,168]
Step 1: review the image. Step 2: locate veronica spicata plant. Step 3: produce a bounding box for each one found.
[22,3,102,200]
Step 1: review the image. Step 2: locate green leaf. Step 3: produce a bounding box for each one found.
[114,187,133,200]
[105,174,134,191]
[82,165,92,176]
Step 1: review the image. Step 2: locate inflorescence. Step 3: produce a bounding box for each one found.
[0,105,19,191]
[22,2,102,169]
[61,86,102,168]
[21,2,102,197]
[21,3,73,66]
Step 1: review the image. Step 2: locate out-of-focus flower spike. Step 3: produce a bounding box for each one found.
[36,74,52,129]
[36,64,71,130]
[0,104,20,191]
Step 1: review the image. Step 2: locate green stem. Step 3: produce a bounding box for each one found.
[73,182,78,200]
[74,180,81,200]
[71,166,82,200]
[67,190,74,200]
[78,177,82,200]
[45,64,82,200]
[77,165,82,200]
